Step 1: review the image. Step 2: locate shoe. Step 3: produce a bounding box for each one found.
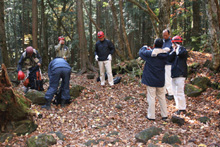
[146,116,155,121]
[175,110,186,115]
[41,99,51,110]
[166,95,174,100]
[162,117,168,120]
[61,99,66,108]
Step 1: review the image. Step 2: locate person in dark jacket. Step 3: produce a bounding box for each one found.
[42,57,71,110]
[169,36,188,115]
[139,38,170,121]
[17,46,42,92]
[162,29,174,100]
[95,31,115,86]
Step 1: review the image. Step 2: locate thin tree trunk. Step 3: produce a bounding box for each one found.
[89,0,94,63]
[0,0,10,67]
[13,0,18,66]
[32,0,38,49]
[119,0,133,59]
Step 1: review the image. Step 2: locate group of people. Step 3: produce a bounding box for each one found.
[139,29,188,121]
[17,31,115,110]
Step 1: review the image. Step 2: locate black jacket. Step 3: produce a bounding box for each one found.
[95,39,115,61]
[168,46,188,78]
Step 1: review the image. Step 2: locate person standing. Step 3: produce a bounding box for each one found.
[95,31,115,87]
[169,36,188,115]
[55,36,70,60]
[162,29,174,100]
[42,57,71,110]
[139,38,169,121]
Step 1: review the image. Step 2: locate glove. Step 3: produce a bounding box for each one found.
[95,55,98,61]
[107,54,112,61]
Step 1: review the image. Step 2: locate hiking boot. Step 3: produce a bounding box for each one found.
[61,99,66,108]
[162,117,168,121]
[166,95,174,100]
[175,110,186,115]
[41,99,51,110]
[146,116,155,121]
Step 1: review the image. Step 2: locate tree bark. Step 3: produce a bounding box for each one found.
[192,0,201,49]
[207,0,220,70]
[0,0,10,67]
[119,0,133,59]
[32,0,38,49]
[89,0,94,63]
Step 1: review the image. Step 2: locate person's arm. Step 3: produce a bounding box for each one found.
[168,47,176,62]
[36,50,42,64]
[139,47,152,60]
[177,47,188,58]
[17,53,25,71]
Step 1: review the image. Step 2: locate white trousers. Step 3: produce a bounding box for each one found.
[98,60,114,86]
[147,86,168,119]
[165,65,173,95]
[172,77,186,110]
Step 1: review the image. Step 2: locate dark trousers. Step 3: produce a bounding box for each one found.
[45,67,71,101]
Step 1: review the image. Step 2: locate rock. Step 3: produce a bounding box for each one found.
[84,139,98,146]
[148,143,159,147]
[198,116,210,124]
[217,93,220,99]
[55,131,66,141]
[184,84,202,97]
[171,116,185,126]
[124,96,134,101]
[211,82,220,90]
[107,131,119,137]
[203,60,212,68]
[87,74,95,79]
[25,90,46,105]
[70,85,85,98]
[135,126,162,143]
[162,133,181,145]
[191,77,211,91]
[188,62,200,75]
[139,93,146,97]
[26,133,57,147]
[115,104,122,110]
[0,133,13,143]
[13,120,38,136]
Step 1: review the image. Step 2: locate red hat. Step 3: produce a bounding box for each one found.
[171,36,183,43]
[58,36,65,41]
[97,31,105,39]
[18,71,25,80]
[26,46,34,55]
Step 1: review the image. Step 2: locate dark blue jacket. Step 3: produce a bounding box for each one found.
[139,47,168,87]
[17,49,42,71]
[48,58,71,78]
[95,39,115,61]
[163,38,172,65]
[168,46,188,78]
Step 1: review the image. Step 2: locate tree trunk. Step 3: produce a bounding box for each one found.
[32,0,38,49]
[109,0,125,60]
[77,0,96,74]
[119,0,133,59]
[0,0,10,67]
[89,0,94,63]
[41,0,48,69]
[158,0,171,37]
[13,0,18,66]
[207,0,220,70]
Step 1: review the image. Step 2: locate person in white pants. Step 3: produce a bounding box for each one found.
[95,31,115,86]
[169,36,188,115]
[139,38,169,121]
[162,29,174,100]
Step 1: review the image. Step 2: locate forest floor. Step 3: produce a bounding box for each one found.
[2,51,220,147]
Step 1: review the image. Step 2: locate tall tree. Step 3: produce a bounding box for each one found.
[207,0,220,70]
[77,0,96,74]
[0,0,10,67]
[192,0,201,49]
[32,0,38,49]
[89,0,94,63]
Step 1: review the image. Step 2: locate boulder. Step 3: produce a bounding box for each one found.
[148,143,159,147]
[25,90,46,105]
[135,126,162,143]
[55,131,66,141]
[184,84,202,97]
[162,133,181,145]
[13,120,38,136]
[171,116,185,126]
[0,133,13,143]
[87,74,95,79]
[198,116,210,124]
[70,85,85,98]
[26,133,57,147]
[191,77,211,91]
[84,139,98,146]
[188,62,200,75]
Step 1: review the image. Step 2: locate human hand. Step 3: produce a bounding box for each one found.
[107,54,112,61]
[37,63,41,67]
[59,40,65,45]
[95,55,98,61]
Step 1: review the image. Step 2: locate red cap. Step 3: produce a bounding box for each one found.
[97,31,105,39]
[18,71,25,80]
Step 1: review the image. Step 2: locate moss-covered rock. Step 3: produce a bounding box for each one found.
[70,85,85,98]
[25,90,46,105]
[171,116,185,126]
[148,143,159,147]
[26,133,57,147]
[13,120,38,136]
[184,84,203,97]
[162,133,181,145]
[188,62,200,75]
[198,116,210,124]
[191,77,211,91]
[84,139,98,146]
[87,74,95,79]
[135,126,162,143]
[217,93,220,99]
[0,133,13,143]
